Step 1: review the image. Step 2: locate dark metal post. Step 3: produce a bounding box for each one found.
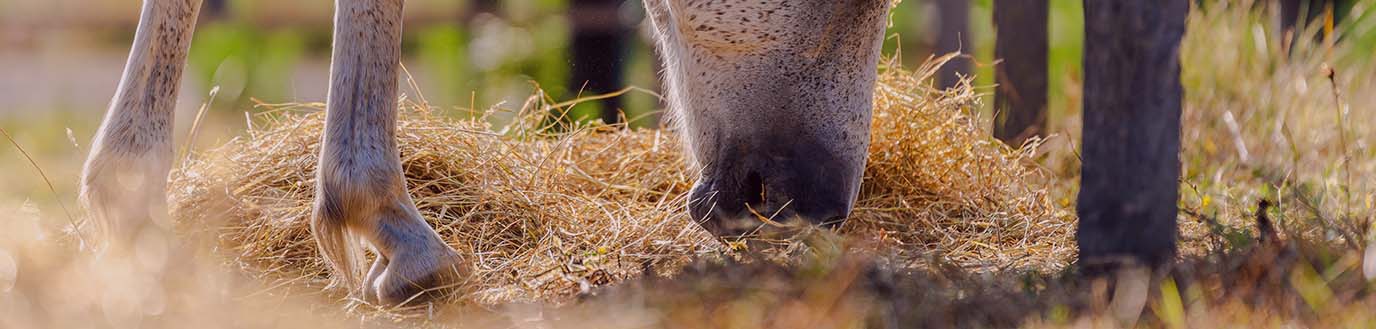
[569,0,631,125]
[933,0,970,90]
[203,0,228,20]
[1279,0,1304,39]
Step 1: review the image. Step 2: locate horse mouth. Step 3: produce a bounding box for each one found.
[692,195,847,241]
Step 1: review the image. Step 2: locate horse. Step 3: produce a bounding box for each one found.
[80,0,1187,305]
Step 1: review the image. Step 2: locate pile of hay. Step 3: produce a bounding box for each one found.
[169,57,1073,304]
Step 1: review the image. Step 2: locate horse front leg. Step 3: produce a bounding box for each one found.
[82,0,202,251]
[311,0,465,305]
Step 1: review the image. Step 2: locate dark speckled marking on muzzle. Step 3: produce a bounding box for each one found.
[641,0,891,240]
[688,134,863,238]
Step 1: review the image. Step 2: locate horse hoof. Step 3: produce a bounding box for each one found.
[373,249,465,306]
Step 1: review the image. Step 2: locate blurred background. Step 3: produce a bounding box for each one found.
[0,0,1372,220]
[0,0,1081,204]
[1,0,1085,125]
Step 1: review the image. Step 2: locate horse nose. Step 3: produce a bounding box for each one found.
[741,171,767,210]
[688,162,859,238]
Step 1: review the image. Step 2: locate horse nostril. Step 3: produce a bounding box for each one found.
[741,171,766,208]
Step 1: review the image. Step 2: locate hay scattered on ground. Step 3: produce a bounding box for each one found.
[169,56,1073,304]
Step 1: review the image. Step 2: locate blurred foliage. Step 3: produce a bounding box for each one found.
[3,0,1101,130]
[188,21,308,110]
[171,0,1056,129]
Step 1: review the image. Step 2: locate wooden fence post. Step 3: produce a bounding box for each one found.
[1077,0,1188,271]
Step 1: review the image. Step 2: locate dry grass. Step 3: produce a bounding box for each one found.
[168,54,1070,306]
[1174,1,1376,255]
[4,2,1375,328]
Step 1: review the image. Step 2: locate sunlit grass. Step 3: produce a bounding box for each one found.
[1,1,1374,328]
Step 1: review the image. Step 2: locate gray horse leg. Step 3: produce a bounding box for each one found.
[311,0,465,305]
[82,0,202,251]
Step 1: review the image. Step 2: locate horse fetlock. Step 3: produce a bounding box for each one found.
[81,149,173,248]
[309,183,374,292]
[312,169,405,222]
